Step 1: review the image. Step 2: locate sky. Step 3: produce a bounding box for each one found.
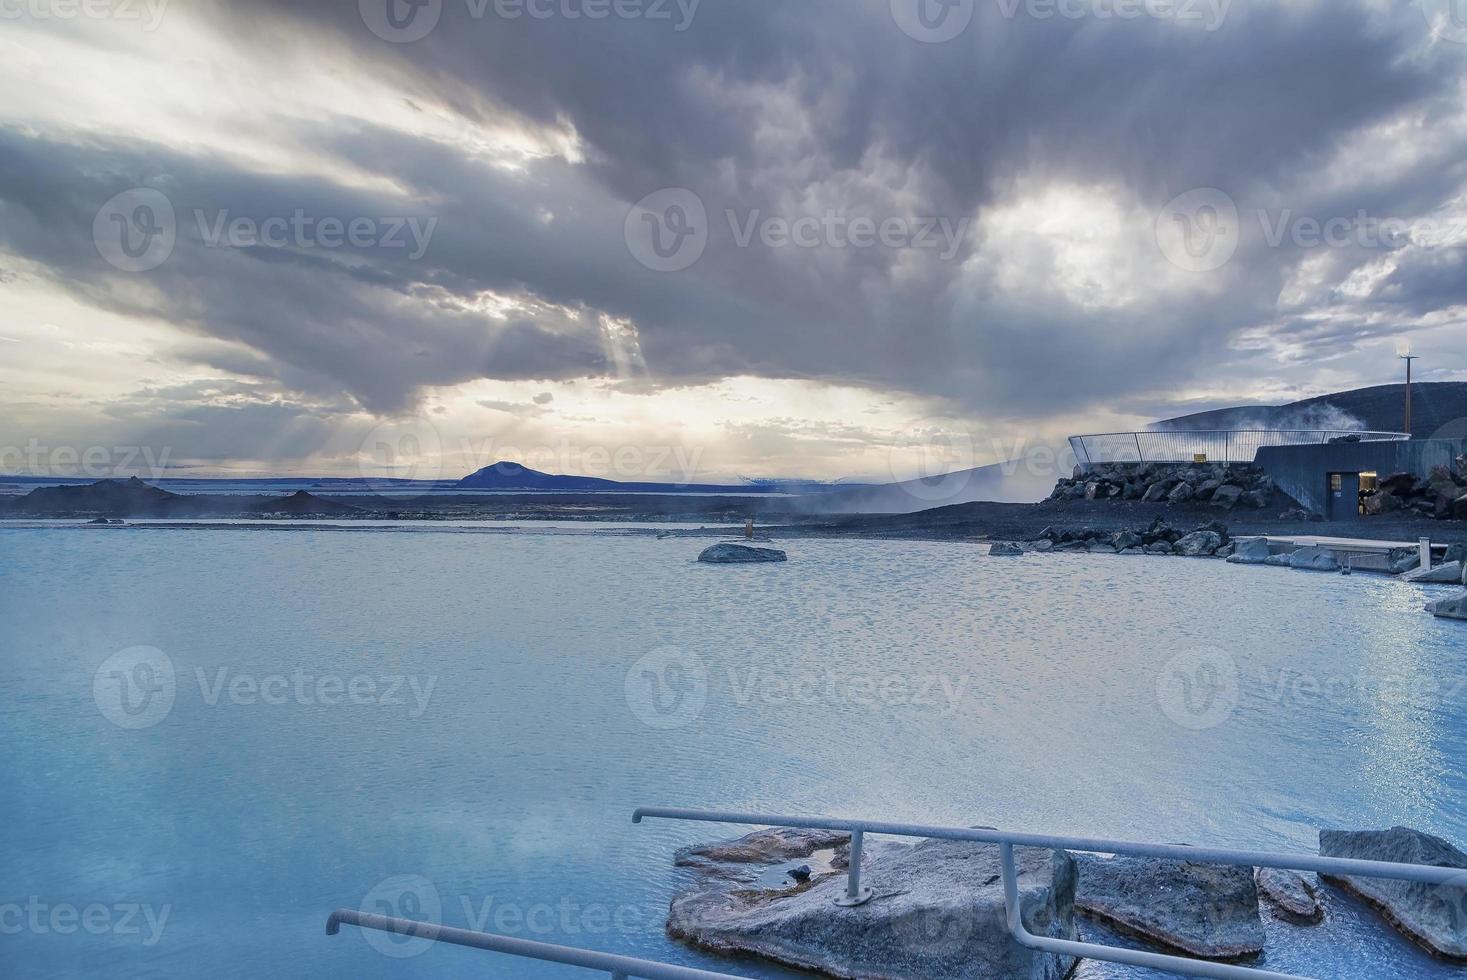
[2,0,1466,485]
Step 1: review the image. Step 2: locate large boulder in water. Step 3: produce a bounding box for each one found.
[1174,530,1223,557]
[678,828,850,866]
[1391,549,1423,575]
[1073,854,1265,959]
[1255,868,1323,924]
[989,542,1024,557]
[1319,827,1467,959]
[1426,591,1467,621]
[1289,546,1340,572]
[1403,561,1465,584]
[1226,537,1272,565]
[697,543,788,564]
[668,836,1078,980]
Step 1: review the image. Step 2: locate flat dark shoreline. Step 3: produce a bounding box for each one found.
[5,494,1461,546]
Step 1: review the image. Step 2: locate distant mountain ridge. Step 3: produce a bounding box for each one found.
[0,478,360,518]
[1153,382,1467,440]
[454,461,852,494]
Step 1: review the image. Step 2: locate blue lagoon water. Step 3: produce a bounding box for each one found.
[2,525,1466,978]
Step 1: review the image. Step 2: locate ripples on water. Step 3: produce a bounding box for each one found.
[1,527,1464,978]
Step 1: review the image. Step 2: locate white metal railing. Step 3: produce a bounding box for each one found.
[632,806,1466,980]
[1070,429,1410,468]
[326,908,750,978]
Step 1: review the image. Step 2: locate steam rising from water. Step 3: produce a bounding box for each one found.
[1149,402,1367,433]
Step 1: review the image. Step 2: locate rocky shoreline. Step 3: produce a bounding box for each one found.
[983,516,1467,621]
[662,825,1467,978]
[8,477,1467,550]
[1048,462,1280,511]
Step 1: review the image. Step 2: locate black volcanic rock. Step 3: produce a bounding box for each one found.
[243,490,360,517]
[456,461,773,494]
[6,477,180,517]
[457,461,631,491]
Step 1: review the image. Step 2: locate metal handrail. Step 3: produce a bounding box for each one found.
[633,806,1466,980]
[326,909,750,979]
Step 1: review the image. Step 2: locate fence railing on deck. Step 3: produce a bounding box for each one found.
[1070,430,1409,468]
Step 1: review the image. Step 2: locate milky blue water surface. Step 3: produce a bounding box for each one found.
[2,526,1465,978]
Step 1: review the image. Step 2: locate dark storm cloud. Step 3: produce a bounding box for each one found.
[3,0,1465,420]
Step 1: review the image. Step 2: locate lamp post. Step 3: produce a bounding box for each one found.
[1398,343,1419,435]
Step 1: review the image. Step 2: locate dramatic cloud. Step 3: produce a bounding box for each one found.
[2,0,1466,479]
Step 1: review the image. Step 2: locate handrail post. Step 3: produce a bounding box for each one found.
[999,842,1021,934]
[834,829,874,906]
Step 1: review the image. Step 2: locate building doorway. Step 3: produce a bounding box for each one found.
[1327,472,1361,521]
